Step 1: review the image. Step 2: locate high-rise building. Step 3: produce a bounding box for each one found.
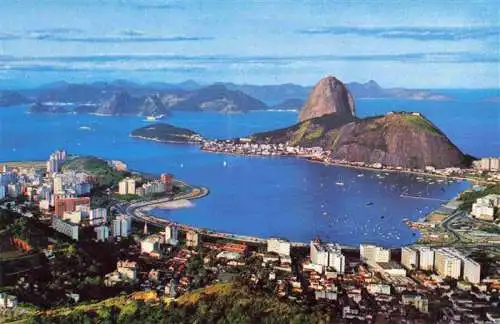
[118,180,128,195]
[0,185,6,199]
[267,238,291,256]
[463,258,481,284]
[434,248,462,279]
[95,225,110,242]
[118,178,136,195]
[360,244,390,266]
[186,231,199,248]
[310,241,345,274]
[112,219,122,237]
[401,247,419,270]
[165,225,178,244]
[89,208,107,225]
[52,217,79,240]
[46,150,66,174]
[160,173,174,192]
[126,179,136,195]
[120,215,131,237]
[7,183,21,197]
[53,174,64,194]
[328,246,345,274]
[417,247,434,271]
[54,197,90,218]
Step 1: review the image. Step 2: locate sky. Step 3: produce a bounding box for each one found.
[0,0,498,88]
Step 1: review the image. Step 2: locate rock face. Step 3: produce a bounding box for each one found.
[330,113,465,168]
[299,76,355,122]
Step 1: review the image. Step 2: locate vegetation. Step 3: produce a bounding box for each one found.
[25,283,333,323]
[62,156,129,188]
[459,184,500,211]
[403,114,441,135]
[131,123,200,143]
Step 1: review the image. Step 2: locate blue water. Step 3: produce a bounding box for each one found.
[0,91,497,247]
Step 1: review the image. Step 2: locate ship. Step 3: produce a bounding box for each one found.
[145,114,165,121]
[335,175,344,186]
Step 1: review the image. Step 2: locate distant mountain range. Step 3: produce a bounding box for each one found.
[0,79,454,115]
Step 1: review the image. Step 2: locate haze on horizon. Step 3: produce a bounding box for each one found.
[0,0,498,89]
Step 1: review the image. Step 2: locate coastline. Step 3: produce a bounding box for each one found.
[130,134,203,145]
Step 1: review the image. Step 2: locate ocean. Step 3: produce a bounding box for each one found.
[0,91,497,247]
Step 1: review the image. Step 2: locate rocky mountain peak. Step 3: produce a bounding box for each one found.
[298,75,355,122]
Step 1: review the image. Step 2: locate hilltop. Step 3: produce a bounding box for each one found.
[251,76,467,169]
[131,123,203,143]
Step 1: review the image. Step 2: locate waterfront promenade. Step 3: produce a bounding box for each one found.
[121,181,349,248]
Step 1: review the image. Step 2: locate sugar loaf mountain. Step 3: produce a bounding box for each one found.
[251,76,469,169]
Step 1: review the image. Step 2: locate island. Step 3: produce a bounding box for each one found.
[130,123,203,144]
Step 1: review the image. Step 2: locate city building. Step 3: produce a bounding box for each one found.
[7,183,21,197]
[118,178,136,195]
[141,235,163,254]
[52,217,79,240]
[473,157,500,171]
[116,260,137,281]
[463,257,481,284]
[0,185,6,199]
[417,246,435,271]
[186,231,200,248]
[310,241,345,274]
[63,210,85,224]
[367,284,391,295]
[111,215,132,238]
[164,225,179,245]
[89,208,107,225]
[53,174,64,194]
[401,247,419,270]
[434,248,462,279]
[267,238,291,256]
[0,292,18,309]
[377,261,407,276]
[46,150,66,174]
[471,194,500,221]
[360,244,391,266]
[95,225,110,242]
[54,197,90,218]
[160,173,174,192]
[402,294,429,313]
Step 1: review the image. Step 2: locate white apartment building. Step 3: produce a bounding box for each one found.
[418,246,435,271]
[165,225,179,245]
[360,244,390,266]
[434,248,462,279]
[463,257,481,284]
[310,241,345,274]
[118,178,136,195]
[52,217,79,241]
[471,194,500,221]
[267,238,291,256]
[186,231,200,248]
[401,247,419,270]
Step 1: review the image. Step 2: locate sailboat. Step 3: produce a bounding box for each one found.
[335,175,344,186]
[223,161,228,167]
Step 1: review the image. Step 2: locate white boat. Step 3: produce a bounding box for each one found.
[357,173,364,177]
[145,114,165,121]
[223,161,228,167]
[335,175,344,186]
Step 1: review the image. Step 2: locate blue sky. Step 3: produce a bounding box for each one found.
[0,0,498,88]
